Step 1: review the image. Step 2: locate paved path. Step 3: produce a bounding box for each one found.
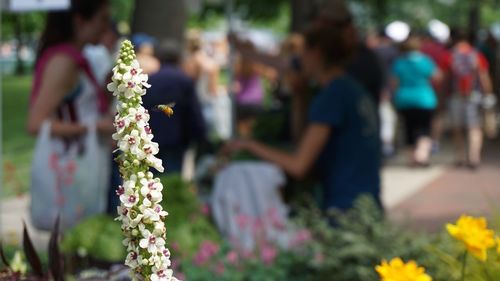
[387,140,500,231]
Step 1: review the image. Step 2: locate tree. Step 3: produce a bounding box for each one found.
[131,0,187,46]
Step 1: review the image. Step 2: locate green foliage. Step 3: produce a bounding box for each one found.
[188,0,290,33]
[57,188,500,281]
[423,231,500,281]
[61,215,126,262]
[160,174,221,256]
[1,12,46,40]
[289,195,433,281]
[61,175,220,262]
[110,0,134,25]
[2,75,35,198]
[252,111,289,145]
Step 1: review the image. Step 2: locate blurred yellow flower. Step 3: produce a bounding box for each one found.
[376,257,432,281]
[446,215,495,261]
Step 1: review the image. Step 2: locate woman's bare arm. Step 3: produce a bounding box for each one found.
[479,70,493,94]
[27,54,87,137]
[232,124,331,179]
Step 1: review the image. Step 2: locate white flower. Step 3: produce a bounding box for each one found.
[126,213,144,228]
[120,186,139,208]
[143,142,160,160]
[118,131,140,153]
[125,251,140,269]
[127,106,150,128]
[118,78,143,99]
[114,116,130,135]
[153,221,166,236]
[148,155,164,173]
[150,254,171,271]
[139,229,165,254]
[141,128,154,142]
[140,178,163,194]
[153,204,168,217]
[107,81,120,96]
[142,207,160,222]
[151,269,173,281]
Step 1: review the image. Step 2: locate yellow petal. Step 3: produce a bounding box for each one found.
[467,245,487,262]
[446,224,459,237]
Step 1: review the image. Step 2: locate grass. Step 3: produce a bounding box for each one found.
[2,75,34,198]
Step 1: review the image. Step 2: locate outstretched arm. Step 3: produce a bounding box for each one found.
[228,123,331,179]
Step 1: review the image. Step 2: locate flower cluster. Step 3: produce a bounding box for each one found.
[446,215,496,261]
[108,40,178,281]
[376,258,432,281]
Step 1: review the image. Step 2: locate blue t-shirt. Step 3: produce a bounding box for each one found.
[309,75,381,211]
[392,51,438,109]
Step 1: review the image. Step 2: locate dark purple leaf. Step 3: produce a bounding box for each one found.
[22,221,44,277]
[0,241,11,268]
[48,216,64,281]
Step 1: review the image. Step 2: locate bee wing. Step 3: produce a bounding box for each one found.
[152,105,163,112]
[166,102,176,108]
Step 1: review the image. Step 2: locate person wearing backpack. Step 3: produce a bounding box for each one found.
[442,29,495,170]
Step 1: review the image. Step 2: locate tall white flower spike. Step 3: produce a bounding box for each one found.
[109,40,179,281]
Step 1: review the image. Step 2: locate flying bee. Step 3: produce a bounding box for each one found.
[154,103,175,117]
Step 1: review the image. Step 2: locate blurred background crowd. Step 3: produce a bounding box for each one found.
[2,0,500,280]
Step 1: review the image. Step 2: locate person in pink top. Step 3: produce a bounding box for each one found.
[28,0,113,138]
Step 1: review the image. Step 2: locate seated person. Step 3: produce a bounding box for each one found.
[142,40,207,172]
[225,24,381,212]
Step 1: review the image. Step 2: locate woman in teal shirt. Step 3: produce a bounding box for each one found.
[392,36,442,166]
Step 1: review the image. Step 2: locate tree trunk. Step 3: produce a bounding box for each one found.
[14,14,24,76]
[468,0,481,43]
[131,0,187,47]
[374,0,388,25]
[290,0,316,33]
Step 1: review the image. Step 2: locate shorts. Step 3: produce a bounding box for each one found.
[400,109,434,146]
[449,95,482,129]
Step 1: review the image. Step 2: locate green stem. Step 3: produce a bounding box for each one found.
[483,266,493,281]
[460,251,467,281]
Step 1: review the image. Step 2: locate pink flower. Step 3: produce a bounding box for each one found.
[171,242,180,252]
[200,203,210,216]
[226,250,239,265]
[314,252,324,265]
[171,258,180,270]
[289,229,312,248]
[251,218,264,236]
[260,244,277,266]
[214,261,225,276]
[268,208,286,231]
[193,241,220,266]
[241,249,254,260]
[236,214,251,229]
[176,272,186,281]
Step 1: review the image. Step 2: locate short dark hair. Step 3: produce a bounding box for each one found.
[450,27,470,43]
[303,23,354,67]
[155,39,182,65]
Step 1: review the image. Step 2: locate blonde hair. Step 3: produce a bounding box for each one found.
[400,36,421,53]
[186,29,202,53]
